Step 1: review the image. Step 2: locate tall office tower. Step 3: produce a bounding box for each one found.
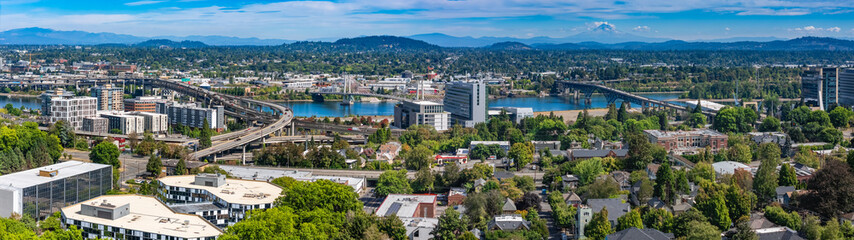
[801,67,838,110]
[837,68,854,107]
[443,81,488,127]
[91,84,124,111]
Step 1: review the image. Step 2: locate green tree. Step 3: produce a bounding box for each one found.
[432,208,468,240]
[90,141,120,168]
[616,209,643,231]
[642,208,674,232]
[686,220,721,240]
[673,208,709,238]
[378,215,407,240]
[585,207,615,240]
[654,162,675,204]
[618,102,629,122]
[146,154,162,176]
[778,164,798,187]
[689,162,716,183]
[376,170,412,197]
[412,168,435,193]
[508,142,533,170]
[754,156,779,201]
[727,143,752,164]
[697,187,731,231]
[759,117,782,132]
[686,113,708,128]
[804,160,854,218]
[757,142,781,164]
[726,185,755,221]
[199,119,213,149]
[802,215,823,240]
[822,218,842,240]
[732,219,759,240]
[174,158,187,175]
[404,145,433,171]
[572,157,604,185]
[829,106,852,128]
[278,179,362,213]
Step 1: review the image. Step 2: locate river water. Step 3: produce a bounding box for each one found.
[0,93,683,118]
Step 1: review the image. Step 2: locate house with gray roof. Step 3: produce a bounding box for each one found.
[606,227,675,240]
[569,149,629,161]
[587,198,631,225]
[502,198,517,214]
[487,214,531,231]
[756,227,804,240]
[775,186,796,206]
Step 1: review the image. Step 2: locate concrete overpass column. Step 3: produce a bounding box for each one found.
[242,145,247,165]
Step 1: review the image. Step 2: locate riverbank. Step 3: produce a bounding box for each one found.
[0,93,39,98]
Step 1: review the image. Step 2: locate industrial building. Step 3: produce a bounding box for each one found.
[488,107,533,124]
[60,195,222,240]
[443,81,487,127]
[81,116,109,133]
[40,89,98,130]
[124,96,166,113]
[133,112,169,133]
[99,112,144,134]
[91,84,124,111]
[157,102,226,131]
[0,161,113,219]
[375,194,437,218]
[157,174,282,226]
[393,100,451,131]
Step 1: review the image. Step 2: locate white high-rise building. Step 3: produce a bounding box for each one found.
[443,81,487,127]
[41,89,97,130]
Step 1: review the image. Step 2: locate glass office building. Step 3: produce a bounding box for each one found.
[0,161,112,219]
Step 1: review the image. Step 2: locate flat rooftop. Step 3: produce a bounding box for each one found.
[376,194,436,218]
[0,161,111,190]
[61,195,222,239]
[218,165,312,182]
[643,129,726,138]
[159,175,282,205]
[168,202,226,214]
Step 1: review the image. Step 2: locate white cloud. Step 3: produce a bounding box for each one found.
[125,0,165,6]
[725,27,730,31]
[633,26,650,32]
[791,26,842,32]
[589,21,616,30]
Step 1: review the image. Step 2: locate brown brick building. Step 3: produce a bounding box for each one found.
[643,129,727,154]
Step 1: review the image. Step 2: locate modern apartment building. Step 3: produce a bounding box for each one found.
[393,100,451,131]
[91,84,124,111]
[643,129,728,154]
[157,174,282,226]
[133,112,169,133]
[488,107,534,124]
[802,67,838,110]
[838,68,854,107]
[40,89,98,130]
[443,81,487,127]
[61,195,222,240]
[157,102,226,131]
[0,161,113,219]
[123,96,166,113]
[100,112,144,134]
[82,117,109,133]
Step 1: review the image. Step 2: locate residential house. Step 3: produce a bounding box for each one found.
[502,198,517,214]
[487,214,530,231]
[775,186,796,206]
[402,217,438,240]
[606,227,675,240]
[569,149,629,161]
[376,142,402,163]
[756,227,805,240]
[712,161,752,176]
[448,188,467,206]
[562,174,580,189]
[565,192,582,207]
[611,171,631,192]
[587,198,631,226]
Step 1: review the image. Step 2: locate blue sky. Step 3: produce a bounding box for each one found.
[1,0,853,40]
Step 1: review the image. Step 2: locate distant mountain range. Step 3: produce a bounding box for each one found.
[2,27,854,51]
[0,27,293,46]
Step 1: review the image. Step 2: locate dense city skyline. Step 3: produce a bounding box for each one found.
[1,0,853,41]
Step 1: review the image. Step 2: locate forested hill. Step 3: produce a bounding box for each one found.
[134,39,209,48]
[332,36,441,50]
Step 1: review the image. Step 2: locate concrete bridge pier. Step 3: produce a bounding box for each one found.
[241,145,247,165]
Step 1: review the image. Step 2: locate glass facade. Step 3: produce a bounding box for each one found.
[20,166,111,219]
